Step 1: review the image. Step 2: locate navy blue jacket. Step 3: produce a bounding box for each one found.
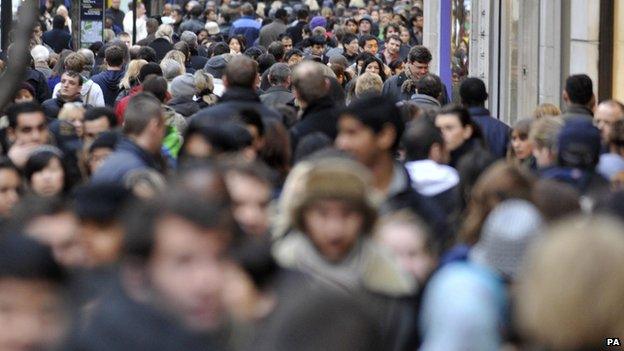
[43,29,72,53]
[190,87,282,126]
[467,106,511,159]
[91,69,125,107]
[289,96,338,151]
[91,138,161,185]
[229,16,261,49]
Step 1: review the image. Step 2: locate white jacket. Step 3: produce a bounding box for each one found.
[405,159,459,196]
[53,79,105,106]
[123,12,147,43]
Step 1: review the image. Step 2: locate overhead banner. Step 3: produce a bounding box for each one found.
[81,0,104,47]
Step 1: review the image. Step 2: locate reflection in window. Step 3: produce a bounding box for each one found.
[451,0,471,102]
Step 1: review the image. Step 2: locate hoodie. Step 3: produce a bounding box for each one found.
[53,79,105,106]
[410,93,441,111]
[405,160,459,197]
[91,69,125,107]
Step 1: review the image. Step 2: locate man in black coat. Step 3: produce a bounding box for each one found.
[289,61,338,151]
[260,63,294,110]
[190,55,282,126]
[43,15,73,54]
[460,77,511,159]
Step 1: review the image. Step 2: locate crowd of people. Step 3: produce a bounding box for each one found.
[0,0,623,350]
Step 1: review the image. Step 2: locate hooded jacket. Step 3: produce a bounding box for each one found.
[410,93,441,111]
[53,79,105,106]
[91,137,163,185]
[167,97,199,117]
[91,69,125,107]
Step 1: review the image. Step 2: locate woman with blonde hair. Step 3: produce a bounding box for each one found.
[58,102,86,138]
[532,102,561,119]
[354,72,383,99]
[162,50,187,75]
[193,70,218,108]
[116,59,148,103]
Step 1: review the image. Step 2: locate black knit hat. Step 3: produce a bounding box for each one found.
[73,183,133,222]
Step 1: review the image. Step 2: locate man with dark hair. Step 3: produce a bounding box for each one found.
[6,102,50,168]
[260,8,289,48]
[230,2,262,48]
[403,118,460,217]
[91,46,126,107]
[42,15,72,53]
[459,77,511,159]
[359,34,379,56]
[71,191,234,350]
[84,106,118,143]
[267,41,285,62]
[562,73,595,120]
[335,95,448,240]
[382,45,449,104]
[261,63,294,109]
[410,73,442,110]
[42,71,83,118]
[179,5,205,34]
[341,33,360,65]
[92,93,166,184]
[192,55,282,124]
[287,8,309,45]
[358,15,374,36]
[0,233,70,350]
[279,32,294,52]
[379,34,401,65]
[289,61,338,150]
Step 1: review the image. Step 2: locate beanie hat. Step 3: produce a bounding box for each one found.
[74,183,133,222]
[204,54,228,79]
[359,15,374,25]
[557,117,601,169]
[205,21,220,35]
[310,16,327,30]
[289,157,378,234]
[169,73,196,99]
[470,199,543,279]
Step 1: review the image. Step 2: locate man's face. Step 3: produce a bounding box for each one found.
[26,212,86,268]
[225,173,271,237]
[435,114,471,151]
[0,169,20,218]
[111,0,120,9]
[359,20,371,34]
[336,115,382,167]
[171,10,182,23]
[87,147,113,174]
[303,199,364,262]
[385,26,398,38]
[363,39,378,55]
[162,4,172,16]
[13,112,49,146]
[409,60,429,79]
[137,3,146,16]
[287,54,303,67]
[594,103,624,142]
[386,38,401,55]
[60,74,81,101]
[0,278,68,350]
[281,38,293,52]
[148,215,229,332]
[311,44,325,57]
[80,221,123,267]
[84,116,112,144]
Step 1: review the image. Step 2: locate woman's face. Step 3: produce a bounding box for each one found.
[400,28,410,44]
[365,62,380,75]
[88,147,113,175]
[14,89,34,103]
[229,38,241,54]
[393,63,404,76]
[512,130,532,160]
[346,21,358,34]
[197,30,208,43]
[435,114,472,151]
[31,157,64,197]
[385,26,398,38]
[0,169,21,218]
[64,110,85,138]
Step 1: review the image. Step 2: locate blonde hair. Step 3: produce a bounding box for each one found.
[155,24,173,42]
[58,103,85,121]
[517,215,624,350]
[355,72,383,97]
[163,50,187,73]
[120,59,148,89]
[528,116,563,150]
[532,103,561,119]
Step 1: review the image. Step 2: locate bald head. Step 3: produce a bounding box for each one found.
[292,61,328,105]
[595,100,624,142]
